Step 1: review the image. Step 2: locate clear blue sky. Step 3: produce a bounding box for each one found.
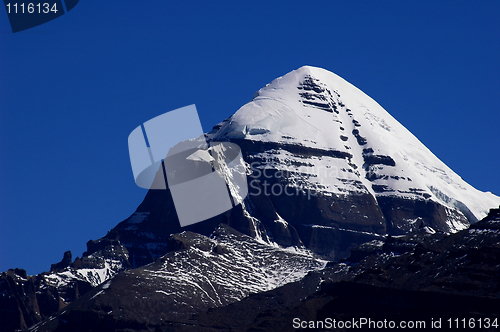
[1,1,499,275]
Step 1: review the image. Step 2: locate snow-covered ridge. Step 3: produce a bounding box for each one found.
[137,225,326,308]
[43,257,125,289]
[209,65,500,224]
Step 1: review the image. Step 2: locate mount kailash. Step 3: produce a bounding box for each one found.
[1,66,499,332]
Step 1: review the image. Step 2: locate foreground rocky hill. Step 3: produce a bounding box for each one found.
[21,225,326,331]
[24,207,500,331]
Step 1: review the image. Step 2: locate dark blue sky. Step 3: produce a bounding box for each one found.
[1,1,499,275]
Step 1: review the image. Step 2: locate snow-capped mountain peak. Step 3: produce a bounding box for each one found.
[209,66,500,227]
[4,66,500,332]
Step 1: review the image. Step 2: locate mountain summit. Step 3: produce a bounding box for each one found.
[210,66,498,225]
[2,66,499,331]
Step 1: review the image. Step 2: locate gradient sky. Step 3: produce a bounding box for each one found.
[1,1,499,275]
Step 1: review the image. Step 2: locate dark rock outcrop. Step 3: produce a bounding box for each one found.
[50,251,72,272]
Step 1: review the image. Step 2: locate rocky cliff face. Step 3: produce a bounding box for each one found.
[2,66,499,332]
